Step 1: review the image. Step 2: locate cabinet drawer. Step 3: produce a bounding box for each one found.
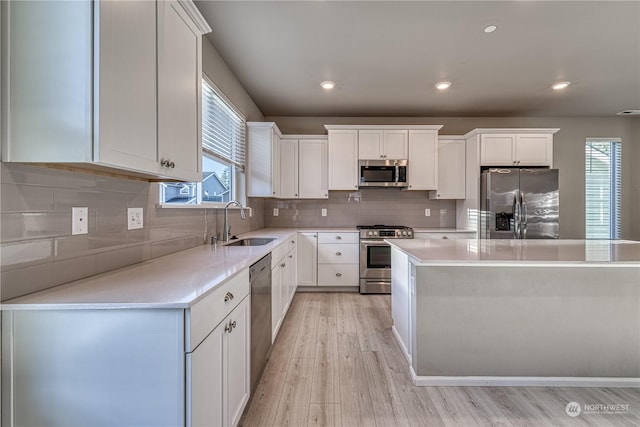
[317,232,358,244]
[189,269,250,351]
[317,264,359,286]
[415,232,476,240]
[317,243,359,264]
[271,234,297,267]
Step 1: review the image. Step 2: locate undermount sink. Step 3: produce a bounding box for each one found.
[224,237,276,247]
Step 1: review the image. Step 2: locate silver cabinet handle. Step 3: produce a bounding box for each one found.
[281,263,286,268]
[442,236,448,239]
[336,273,342,277]
[291,240,295,244]
[224,319,236,333]
[335,236,342,240]
[336,252,342,256]
[295,193,298,197]
[289,254,293,258]
[224,292,234,302]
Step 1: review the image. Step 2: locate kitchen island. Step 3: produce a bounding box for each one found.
[389,239,640,387]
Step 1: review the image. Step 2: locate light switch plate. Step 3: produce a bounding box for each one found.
[424,208,431,217]
[72,207,88,235]
[273,208,279,217]
[127,208,144,230]
[321,208,327,217]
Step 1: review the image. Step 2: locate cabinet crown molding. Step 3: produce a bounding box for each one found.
[464,128,560,138]
[324,124,443,131]
[177,0,212,34]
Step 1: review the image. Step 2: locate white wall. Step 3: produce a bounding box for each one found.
[266,115,639,240]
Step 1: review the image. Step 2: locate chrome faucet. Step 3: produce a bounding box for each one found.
[223,200,247,242]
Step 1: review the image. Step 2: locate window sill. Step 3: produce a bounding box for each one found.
[156,203,252,215]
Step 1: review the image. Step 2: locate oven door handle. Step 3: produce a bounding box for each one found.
[360,240,391,246]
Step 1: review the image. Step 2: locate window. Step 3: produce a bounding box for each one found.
[160,76,246,205]
[585,139,622,239]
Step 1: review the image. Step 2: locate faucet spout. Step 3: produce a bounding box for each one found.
[223,200,247,242]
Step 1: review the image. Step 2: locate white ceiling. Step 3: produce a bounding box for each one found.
[194,1,640,117]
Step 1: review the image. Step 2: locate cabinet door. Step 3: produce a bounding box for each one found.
[224,297,250,427]
[407,130,437,190]
[271,264,283,341]
[97,0,158,175]
[190,323,223,427]
[328,130,359,190]
[272,130,282,197]
[391,247,411,362]
[383,130,408,159]
[279,139,299,198]
[432,139,465,199]
[480,134,516,166]
[297,233,318,287]
[157,0,202,181]
[299,139,328,199]
[358,130,383,159]
[283,249,297,314]
[515,134,553,166]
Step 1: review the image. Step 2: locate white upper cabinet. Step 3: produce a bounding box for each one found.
[157,0,204,182]
[327,129,359,190]
[247,122,282,197]
[480,132,554,167]
[1,0,210,181]
[429,138,466,199]
[279,138,299,199]
[358,130,408,160]
[407,130,437,190]
[298,139,328,199]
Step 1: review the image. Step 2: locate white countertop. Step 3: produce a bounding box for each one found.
[1,229,297,310]
[388,239,640,265]
[413,228,475,233]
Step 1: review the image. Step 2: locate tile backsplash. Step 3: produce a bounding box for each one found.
[264,189,456,228]
[0,164,263,301]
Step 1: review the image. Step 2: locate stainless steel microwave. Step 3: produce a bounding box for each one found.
[359,159,408,187]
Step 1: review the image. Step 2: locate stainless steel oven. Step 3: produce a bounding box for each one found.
[358,225,414,294]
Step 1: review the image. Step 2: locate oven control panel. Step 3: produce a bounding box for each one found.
[360,228,414,239]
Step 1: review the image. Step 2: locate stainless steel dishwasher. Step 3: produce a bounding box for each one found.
[249,253,272,392]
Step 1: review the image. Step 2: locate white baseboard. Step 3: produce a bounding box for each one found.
[390,326,412,365]
[409,368,640,388]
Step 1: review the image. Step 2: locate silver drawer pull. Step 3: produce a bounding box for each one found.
[281,263,286,268]
[335,236,342,240]
[224,320,236,333]
[336,273,342,277]
[224,292,234,302]
[336,252,342,256]
[442,236,449,239]
[289,254,293,258]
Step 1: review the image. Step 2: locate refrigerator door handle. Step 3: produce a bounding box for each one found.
[521,193,528,239]
[512,192,519,239]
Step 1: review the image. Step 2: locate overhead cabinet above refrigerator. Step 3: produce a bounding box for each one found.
[480,168,559,239]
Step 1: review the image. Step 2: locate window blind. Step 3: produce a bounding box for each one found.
[201,79,246,170]
[585,139,621,239]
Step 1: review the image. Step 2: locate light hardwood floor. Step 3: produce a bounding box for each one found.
[240,293,639,427]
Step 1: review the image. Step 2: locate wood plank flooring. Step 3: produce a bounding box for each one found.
[240,293,639,427]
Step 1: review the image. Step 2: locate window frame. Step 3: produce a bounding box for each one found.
[584,138,622,240]
[159,74,247,208]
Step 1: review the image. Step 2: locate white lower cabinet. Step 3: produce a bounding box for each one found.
[190,296,249,427]
[317,232,359,287]
[297,232,318,286]
[271,236,298,342]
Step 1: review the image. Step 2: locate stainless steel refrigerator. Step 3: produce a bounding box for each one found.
[480,168,559,239]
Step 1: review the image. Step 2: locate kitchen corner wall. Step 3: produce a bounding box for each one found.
[264,190,455,228]
[0,163,264,301]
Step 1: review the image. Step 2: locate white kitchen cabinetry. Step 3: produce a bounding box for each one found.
[188,269,250,427]
[247,122,282,197]
[429,137,466,199]
[279,137,329,199]
[391,247,411,363]
[1,0,209,181]
[297,232,318,286]
[359,130,408,160]
[317,232,359,287]
[271,236,297,341]
[480,133,554,167]
[327,129,359,190]
[407,130,438,190]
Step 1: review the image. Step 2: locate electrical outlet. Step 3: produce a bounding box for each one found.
[424,208,431,217]
[72,207,88,235]
[127,208,144,230]
[321,208,327,217]
[273,208,279,217]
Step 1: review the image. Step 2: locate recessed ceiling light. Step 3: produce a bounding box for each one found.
[484,25,497,33]
[435,81,451,90]
[552,81,571,90]
[320,81,335,90]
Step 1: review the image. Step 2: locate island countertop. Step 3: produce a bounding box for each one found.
[387,238,640,265]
